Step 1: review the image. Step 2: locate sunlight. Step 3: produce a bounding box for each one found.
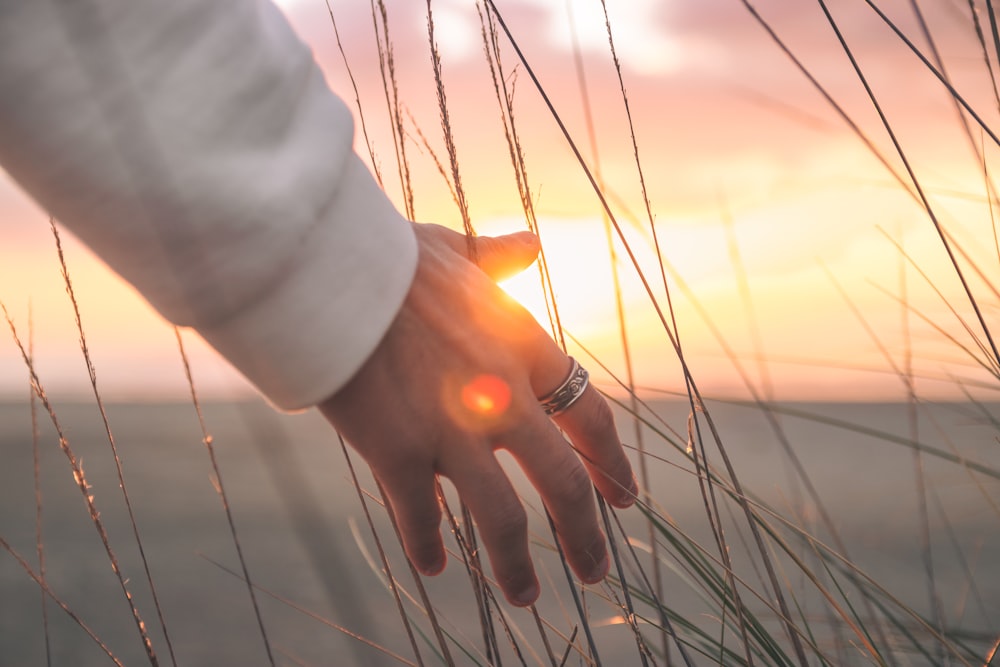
[494,215,688,340]
[499,218,619,336]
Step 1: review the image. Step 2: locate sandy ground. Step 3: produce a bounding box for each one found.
[1,399,998,666]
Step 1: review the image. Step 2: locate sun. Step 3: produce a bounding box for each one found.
[496,217,638,337]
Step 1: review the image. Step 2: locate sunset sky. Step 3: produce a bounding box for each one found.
[2,0,998,402]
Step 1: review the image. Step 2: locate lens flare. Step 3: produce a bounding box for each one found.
[460,374,512,418]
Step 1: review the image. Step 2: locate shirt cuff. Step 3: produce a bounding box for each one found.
[196,154,418,411]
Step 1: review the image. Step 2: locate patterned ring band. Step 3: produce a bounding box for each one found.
[538,357,590,417]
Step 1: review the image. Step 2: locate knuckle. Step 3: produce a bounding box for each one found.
[560,460,596,508]
[579,532,607,565]
[578,392,617,434]
[488,501,528,542]
[408,503,443,533]
[475,235,499,256]
[504,301,540,341]
[609,454,635,483]
[404,520,440,548]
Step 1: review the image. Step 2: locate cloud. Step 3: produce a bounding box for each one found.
[428,0,483,61]
[513,0,682,75]
[311,0,689,76]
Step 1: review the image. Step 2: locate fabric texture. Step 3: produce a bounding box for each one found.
[0,0,418,409]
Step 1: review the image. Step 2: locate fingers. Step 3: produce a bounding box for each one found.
[496,350,636,588]
[505,411,611,584]
[478,346,635,588]
[416,223,539,282]
[473,231,540,281]
[441,451,539,607]
[532,356,638,509]
[377,462,446,576]
[552,385,638,509]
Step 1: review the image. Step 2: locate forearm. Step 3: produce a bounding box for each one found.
[0,0,417,409]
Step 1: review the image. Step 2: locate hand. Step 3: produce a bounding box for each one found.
[319,222,637,607]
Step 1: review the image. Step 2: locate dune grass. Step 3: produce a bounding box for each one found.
[3,1,1000,665]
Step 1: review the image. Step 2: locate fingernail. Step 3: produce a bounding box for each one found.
[585,554,610,584]
[513,231,539,246]
[610,472,638,508]
[511,581,540,607]
[421,555,446,576]
[621,474,639,506]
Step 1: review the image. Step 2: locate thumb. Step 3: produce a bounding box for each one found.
[473,231,540,281]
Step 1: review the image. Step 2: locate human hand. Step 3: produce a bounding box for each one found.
[319,222,637,607]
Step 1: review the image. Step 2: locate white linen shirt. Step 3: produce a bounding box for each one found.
[0,0,419,410]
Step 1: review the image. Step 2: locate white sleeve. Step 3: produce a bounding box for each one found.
[0,0,418,410]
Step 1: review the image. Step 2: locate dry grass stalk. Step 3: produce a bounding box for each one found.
[173,327,276,667]
[2,302,159,666]
[50,221,178,667]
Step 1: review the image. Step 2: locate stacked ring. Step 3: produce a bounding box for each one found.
[538,357,590,417]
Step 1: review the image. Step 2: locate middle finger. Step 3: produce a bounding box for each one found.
[502,404,610,585]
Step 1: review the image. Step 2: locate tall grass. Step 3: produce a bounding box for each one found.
[2,1,1000,665]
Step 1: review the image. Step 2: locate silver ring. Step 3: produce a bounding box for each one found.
[538,357,589,417]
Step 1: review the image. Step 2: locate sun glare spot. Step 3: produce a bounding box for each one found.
[461,374,512,418]
[493,216,632,335]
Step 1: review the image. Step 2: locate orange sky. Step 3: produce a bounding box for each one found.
[2,0,999,402]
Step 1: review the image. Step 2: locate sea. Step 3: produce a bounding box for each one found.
[1,399,998,666]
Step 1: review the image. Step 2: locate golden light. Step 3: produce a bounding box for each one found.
[493,216,680,345]
[496,217,623,335]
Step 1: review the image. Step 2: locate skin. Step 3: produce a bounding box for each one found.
[319,222,638,607]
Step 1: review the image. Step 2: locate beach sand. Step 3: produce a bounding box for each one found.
[1,399,997,666]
